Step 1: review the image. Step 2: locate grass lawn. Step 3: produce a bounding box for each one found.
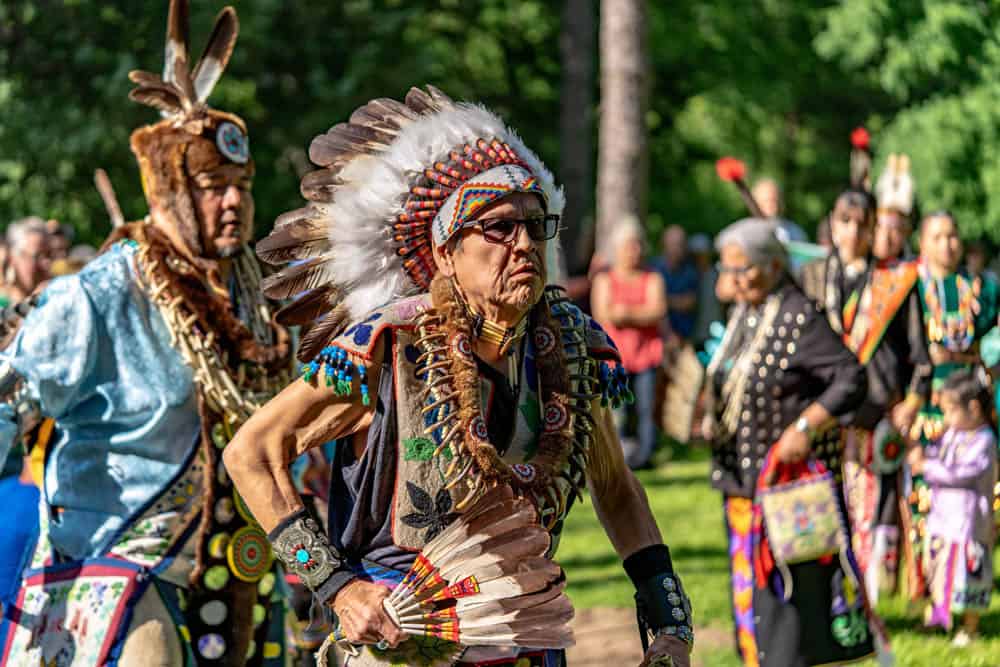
[558,449,1000,666]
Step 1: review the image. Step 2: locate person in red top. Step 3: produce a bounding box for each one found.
[592,219,668,468]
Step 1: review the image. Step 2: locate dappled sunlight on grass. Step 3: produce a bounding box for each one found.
[559,455,1000,667]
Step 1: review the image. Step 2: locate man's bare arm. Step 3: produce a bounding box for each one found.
[587,399,662,555]
[223,341,382,532]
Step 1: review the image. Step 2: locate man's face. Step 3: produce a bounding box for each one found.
[830,199,872,263]
[921,215,962,273]
[873,211,910,260]
[189,164,254,259]
[437,192,548,314]
[752,181,782,218]
[661,225,687,266]
[13,230,50,290]
[47,233,70,261]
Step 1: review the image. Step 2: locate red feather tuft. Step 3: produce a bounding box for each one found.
[851,127,870,151]
[715,157,746,183]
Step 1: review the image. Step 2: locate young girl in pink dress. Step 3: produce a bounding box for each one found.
[910,369,997,645]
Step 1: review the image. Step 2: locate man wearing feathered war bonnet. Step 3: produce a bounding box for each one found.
[0,2,293,665]
[225,87,693,666]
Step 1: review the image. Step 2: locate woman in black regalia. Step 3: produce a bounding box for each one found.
[704,218,889,666]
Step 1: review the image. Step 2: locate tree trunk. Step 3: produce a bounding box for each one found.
[596,0,648,255]
[559,0,596,275]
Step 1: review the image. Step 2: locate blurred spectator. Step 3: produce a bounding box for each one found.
[44,219,74,261]
[965,239,998,284]
[50,244,98,277]
[1,217,50,305]
[873,210,913,260]
[752,177,783,218]
[817,215,833,250]
[689,233,722,346]
[653,224,698,341]
[591,219,667,469]
[751,177,808,243]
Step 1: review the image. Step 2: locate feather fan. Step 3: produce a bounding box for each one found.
[379,486,574,648]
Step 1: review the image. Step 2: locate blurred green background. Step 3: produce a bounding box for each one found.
[2,1,999,246]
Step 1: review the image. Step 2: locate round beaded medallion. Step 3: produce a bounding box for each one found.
[227,526,274,583]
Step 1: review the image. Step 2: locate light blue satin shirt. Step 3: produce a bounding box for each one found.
[0,242,201,560]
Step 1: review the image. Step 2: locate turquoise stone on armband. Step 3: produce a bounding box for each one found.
[295,548,310,564]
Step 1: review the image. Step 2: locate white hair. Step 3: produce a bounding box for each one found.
[715,217,787,268]
[609,217,644,253]
[7,216,47,252]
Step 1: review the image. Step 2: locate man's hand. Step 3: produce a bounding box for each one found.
[639,634,691,667]
[775,425,810,464]
[332,580,407,648]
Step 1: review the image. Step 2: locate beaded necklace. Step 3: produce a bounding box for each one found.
[410,276,608,529]
[919,262,978,353]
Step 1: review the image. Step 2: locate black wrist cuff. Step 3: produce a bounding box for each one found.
[623,544,674,587]
[316,569,359,607]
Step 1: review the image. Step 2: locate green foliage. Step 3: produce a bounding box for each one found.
[4,0,997,252]
[0,0,560,245]
[644,1,890,242]
[818,1,1000,241]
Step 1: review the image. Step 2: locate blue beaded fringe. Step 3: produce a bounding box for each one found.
[302,346,370,406]
[599,362,634,409]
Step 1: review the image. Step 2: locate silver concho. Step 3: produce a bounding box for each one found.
[271,516,341,591]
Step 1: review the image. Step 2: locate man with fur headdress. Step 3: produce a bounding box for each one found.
[0,3,293,665]
[225,87,694,666]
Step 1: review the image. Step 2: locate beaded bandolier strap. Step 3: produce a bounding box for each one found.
[129,237,291,663]
[301,284,625,557]
[134,239,286,422]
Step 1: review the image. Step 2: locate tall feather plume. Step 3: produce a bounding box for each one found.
[191,7,238,102]
[164,0,190,87]
[128,88,185,116]
[379,486,574,649]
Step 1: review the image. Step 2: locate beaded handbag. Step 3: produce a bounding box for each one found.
[758,458,852,600]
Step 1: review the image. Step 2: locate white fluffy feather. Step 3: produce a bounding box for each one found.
[310,103,565,322]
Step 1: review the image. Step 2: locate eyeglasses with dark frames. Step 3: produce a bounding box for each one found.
[465,214,560,245]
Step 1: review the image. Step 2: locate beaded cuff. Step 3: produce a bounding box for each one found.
[625,546,693,650]
[635,572,694,649]
[269,510,349,596]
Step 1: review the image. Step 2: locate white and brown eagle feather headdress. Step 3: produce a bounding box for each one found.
[258,86,564,361]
